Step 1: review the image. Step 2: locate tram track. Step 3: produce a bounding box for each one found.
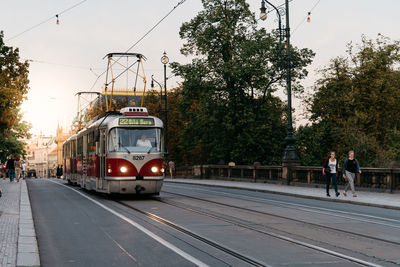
[115,200,268,267]
[116,198,388,267]
[161,190,400,247]
[52,179,393,266]
[155,190,400,266]
[164,184,400,227]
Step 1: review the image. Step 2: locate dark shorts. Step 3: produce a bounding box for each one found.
[8,170,15,179]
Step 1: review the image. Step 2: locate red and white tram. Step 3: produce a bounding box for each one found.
[63,107,165,194]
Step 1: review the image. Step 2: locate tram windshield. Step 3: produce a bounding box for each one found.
[108,128,162,153]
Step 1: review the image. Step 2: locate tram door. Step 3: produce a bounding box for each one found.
[97,129,107,191]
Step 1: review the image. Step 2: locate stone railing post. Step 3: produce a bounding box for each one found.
[388,162,400,193]
[253,162,261,182]
[282,161,300,185]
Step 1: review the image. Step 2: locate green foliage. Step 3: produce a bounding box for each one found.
[299,34,400,167]
[0,31,31,160]
[172,0,314,165]
[144,89,185,163]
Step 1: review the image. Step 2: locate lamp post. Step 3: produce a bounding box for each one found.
[161,52,169,161]
[260,0,300,183]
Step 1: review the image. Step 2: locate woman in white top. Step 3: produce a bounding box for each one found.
[322,151,340,197]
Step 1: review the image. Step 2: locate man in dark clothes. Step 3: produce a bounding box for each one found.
[6,157,16,182]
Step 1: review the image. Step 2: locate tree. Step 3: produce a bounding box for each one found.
[144,88,186,164]
[0,31,31,160]
[300,35,400,167]
[172,0,314,165]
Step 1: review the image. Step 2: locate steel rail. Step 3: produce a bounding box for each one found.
[115,200,268,267]
[162,190,400,247]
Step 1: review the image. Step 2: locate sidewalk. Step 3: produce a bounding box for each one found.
[164,178,400,210]
[0,179,40,267]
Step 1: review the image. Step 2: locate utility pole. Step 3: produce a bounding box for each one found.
[161,52,169,162]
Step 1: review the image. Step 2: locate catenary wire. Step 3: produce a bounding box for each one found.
[87,0,188,92]
[6,0,88,42]
[292,0,321,34]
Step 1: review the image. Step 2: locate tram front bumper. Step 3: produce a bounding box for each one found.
[106,178,163,194]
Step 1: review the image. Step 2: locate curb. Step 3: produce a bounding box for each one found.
[17,180,40,267]
[164,180,400,210]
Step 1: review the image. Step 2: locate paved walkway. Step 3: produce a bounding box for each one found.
[0,179,40,267]
[165,178,400,210]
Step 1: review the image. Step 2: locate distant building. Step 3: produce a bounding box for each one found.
[54,125,74,167]
[24,134,57,178]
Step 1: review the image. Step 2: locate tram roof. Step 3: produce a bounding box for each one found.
[103,53,146,60]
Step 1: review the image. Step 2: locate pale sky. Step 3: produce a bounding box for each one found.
[2,0,400,136]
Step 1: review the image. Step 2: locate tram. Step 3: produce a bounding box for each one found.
[62,107,166,194]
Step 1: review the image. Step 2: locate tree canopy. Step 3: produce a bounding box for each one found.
[0,31,31,162]
[298,35,400,167]
[172,0,314,165]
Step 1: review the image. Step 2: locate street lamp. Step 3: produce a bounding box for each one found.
[260,0,300,183]
[160,52,169,161]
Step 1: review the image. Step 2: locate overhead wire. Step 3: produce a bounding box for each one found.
[87,0,188,92]
[292,0,321,34]
[6,0,88,42]
[23,58,103,70]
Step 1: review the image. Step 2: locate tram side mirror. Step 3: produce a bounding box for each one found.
[95,141,100,154]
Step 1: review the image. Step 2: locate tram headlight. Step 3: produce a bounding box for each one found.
[161,168,165,173]
[120,166,128,173]
[107,168,112,174]
[151,166,158,173]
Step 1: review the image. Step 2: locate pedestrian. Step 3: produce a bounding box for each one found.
[168,160,175,179]
[322,151,340,197]
[15,156,22,182]
[342,150,362,197]
[2,162,7,180]
[21,160,27,179]
[56,165,62,178]
[6,156,16,182]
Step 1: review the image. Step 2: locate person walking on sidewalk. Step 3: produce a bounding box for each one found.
[22,160,27,179]
[6,156,16,182]
[15,156,21,182]
[322,151,340,197]
[342,150,361,197]
[168,160,175,179]
[2,162,7,180]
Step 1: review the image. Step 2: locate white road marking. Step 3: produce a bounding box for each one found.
[48,180,208,267]
[166,183,400,228]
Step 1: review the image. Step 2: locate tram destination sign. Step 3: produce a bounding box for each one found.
[119,118,154,126]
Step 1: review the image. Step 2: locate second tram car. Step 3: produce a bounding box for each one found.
[63,107,165,194]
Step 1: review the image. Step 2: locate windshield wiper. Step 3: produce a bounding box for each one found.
[118,142,131,154]
[146,146,152,154]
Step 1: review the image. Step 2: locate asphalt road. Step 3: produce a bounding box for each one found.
[27,179,400,266]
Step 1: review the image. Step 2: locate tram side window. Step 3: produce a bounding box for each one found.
[77,137,83,155]
[72,140,76,157]
[88,131,95,153]
[108,128,118,152]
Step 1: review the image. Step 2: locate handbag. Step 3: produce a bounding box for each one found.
[324,166,331,174]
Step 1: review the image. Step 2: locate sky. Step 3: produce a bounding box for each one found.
[2,0,400,136]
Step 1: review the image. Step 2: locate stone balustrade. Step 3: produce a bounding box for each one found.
[173,164,400,193]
